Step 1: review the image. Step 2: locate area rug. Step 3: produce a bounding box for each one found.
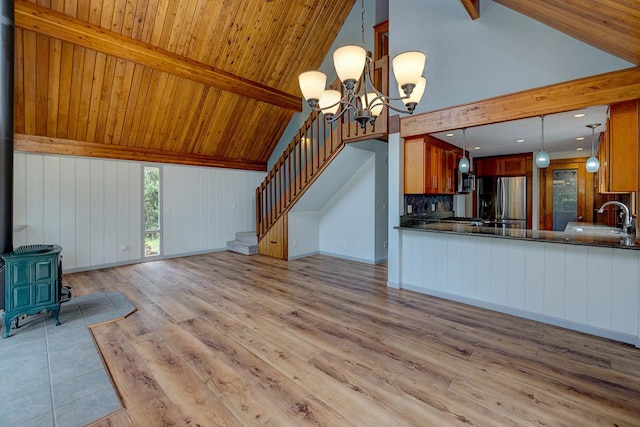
[0,291,136,426]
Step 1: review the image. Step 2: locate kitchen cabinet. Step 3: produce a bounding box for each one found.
[597,100,639,193]
[404,136,460,194]
[475,153,530,177]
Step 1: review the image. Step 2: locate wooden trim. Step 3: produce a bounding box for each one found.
[14,134,266,171]
[460,0,480,20]
[539,157,595,230]
[14,0,302,112]
[401,67,640,138]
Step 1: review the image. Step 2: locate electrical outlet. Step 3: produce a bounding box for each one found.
[292,240,298,248]
[383,241,387,248]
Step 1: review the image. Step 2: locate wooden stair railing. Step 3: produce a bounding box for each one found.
[256,56,390,249]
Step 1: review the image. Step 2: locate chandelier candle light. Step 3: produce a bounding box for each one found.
[585,123,601,173]
[298,1,426,129]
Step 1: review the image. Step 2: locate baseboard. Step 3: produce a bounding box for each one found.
[288,251,321,260]
[319,251,377,265]
[62,247,227,274]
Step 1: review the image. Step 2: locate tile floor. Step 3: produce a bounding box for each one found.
[0,292,136,426]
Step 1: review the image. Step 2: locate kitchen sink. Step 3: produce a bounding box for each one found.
[564,223,628,236]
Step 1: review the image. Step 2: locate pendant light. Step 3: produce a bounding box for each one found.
[458,128,470,173]
[535,115,550,168]
[585,123,601,173]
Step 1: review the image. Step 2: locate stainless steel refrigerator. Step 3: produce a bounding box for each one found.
[477,176,526,228]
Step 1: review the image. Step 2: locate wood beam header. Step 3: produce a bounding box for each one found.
[14,134,267,171]
[401,67,640,138]
[14,0,302,112]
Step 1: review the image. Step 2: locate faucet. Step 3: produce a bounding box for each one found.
[597,201,632,234]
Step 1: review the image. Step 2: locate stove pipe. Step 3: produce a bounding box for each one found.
[0,1,15,310]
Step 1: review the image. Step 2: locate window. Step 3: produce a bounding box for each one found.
[144,166,161,257]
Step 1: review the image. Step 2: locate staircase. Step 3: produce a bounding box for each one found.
[255,56,390,260]
[226,231,258,255]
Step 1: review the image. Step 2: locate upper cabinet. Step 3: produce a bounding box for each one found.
[404,135,460,195]
[597,100,639,194]
[475,153,531,177]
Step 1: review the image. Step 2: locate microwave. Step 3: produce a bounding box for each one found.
[457,172,476,193]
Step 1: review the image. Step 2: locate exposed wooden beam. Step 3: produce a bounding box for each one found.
[494,0,639,65]
[14,134,267,171]
[401,67,640,138]
[14,0,302,112]
[460,0,480,20]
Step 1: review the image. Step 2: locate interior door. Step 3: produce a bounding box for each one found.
[540,159,595,231]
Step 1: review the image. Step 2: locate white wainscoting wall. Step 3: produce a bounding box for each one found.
[399,229,640,347]
[13,153,264,272]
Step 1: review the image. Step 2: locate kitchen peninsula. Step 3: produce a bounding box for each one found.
[391,72,640,350]
[394,220,640,348]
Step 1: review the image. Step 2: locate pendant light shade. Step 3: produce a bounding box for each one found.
[333,45,367,87]
[458,128,470,173]
[319,90,342,117]
[585,123,601,173]
[298,71,327,107]
[393,51,426,94]
[585,156,599,173]
[535,116,550,168]
[399,76,426,112]
[535,150,550,168]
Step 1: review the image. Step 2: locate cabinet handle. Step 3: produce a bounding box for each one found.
[270,240,277,244]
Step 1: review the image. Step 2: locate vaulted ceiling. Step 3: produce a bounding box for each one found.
[13,0,355,171]
[12,0,639,171]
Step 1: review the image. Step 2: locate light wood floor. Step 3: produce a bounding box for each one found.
[70,251,640,426]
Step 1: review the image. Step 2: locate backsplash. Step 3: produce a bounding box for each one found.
[405,195,453,215]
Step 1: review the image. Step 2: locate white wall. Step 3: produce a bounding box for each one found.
[389,0,633,114]
[319,155,377,263]
[288,211,319,259]
[13,153,263,272]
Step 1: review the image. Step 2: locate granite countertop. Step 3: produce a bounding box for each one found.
[395,222,640,250]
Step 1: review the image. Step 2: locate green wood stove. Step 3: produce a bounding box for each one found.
[1,244,63,338]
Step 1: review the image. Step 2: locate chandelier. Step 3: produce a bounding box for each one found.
[297,0,426,130]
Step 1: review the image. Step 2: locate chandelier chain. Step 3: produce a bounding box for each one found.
[361,0,366,47]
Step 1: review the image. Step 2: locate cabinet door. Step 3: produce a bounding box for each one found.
[442,149,456,194]
[608,100,638,192]
[475,158,497,176]
[404,138,426,194]
[425,144,440,194]
[500,157,527,176]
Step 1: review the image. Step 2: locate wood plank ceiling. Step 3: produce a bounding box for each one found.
[13,0,355,171]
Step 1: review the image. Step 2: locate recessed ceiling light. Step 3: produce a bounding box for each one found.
[473,146,481,150]
[516,139,525,143]
[576,147,584,151]
[446,133,454,137]
[574,113,586,118]
[576,137,585,141]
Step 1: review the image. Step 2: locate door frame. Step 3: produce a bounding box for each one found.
[539,158,595,230]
